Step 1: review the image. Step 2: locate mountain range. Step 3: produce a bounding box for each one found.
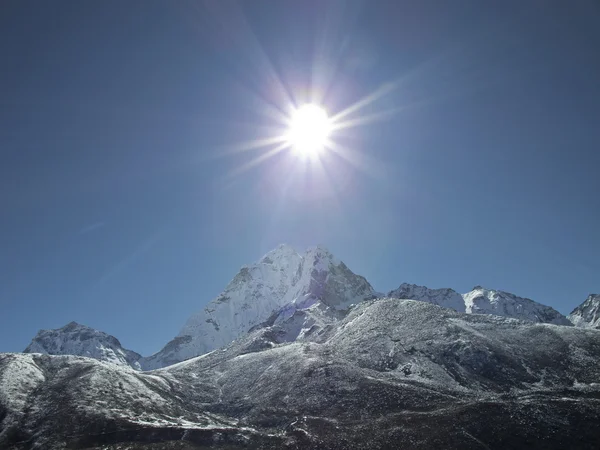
[21,245,592,370]
[2,244,599,448]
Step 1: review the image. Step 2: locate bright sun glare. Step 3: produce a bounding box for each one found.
[286,104,331,157]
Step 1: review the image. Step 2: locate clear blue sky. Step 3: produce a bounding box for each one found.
[1,1,599,355]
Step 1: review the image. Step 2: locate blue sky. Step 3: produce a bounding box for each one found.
[1,0,599,355]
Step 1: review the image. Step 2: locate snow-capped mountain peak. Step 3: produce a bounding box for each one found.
[259,243,301,264]
[387,283,466,312]
[24,322,141,369]
[385,283,572,326]
[568,294,600,329]
[20,245,582,372]
[463,286,571,325]
[139,245,376,369]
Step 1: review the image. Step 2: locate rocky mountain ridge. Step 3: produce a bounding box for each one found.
[21,245,596,370]
[3,299,600,449]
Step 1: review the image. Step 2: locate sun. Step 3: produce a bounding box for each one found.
[286,104,331,157]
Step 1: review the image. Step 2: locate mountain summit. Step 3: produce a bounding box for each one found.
[462,286,572,325]
[24,321,141,369]
[387,283,466,312]
[139,244,377,369]
[386,283,571,325]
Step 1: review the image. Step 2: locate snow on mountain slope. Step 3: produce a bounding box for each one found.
[255,299,346,345]
[20,246,581,372]
[24,322,142,369]
[385,283,571,326]
[3,300,600,449]
[0,354,45,417]
[140,244,376,369]
[463,286,572,325]
[568,294,600,329]
[387,283,466,312]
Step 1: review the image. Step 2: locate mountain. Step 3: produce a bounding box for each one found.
[21,247,576,370]
[386,283,571,325]
[140,245,377,369]
[23,321,142,369]
[463,286,572,325]
[387,283,466,312]
[568,294,600,329]
[2,299,600,449]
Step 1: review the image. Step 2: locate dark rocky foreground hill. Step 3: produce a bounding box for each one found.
[2,299,600,449]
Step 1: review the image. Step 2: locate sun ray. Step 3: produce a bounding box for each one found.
[309,150,345,213]
[326,139,388,180]
[331,106,406,132]
[187,0,297,119]
[224,141,289,180]
[259,153,304,247]
[182,2,413,206]
[220,135,288,156]
[329,82,398,123]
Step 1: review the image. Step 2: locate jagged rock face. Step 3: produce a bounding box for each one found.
[23,322,141,369]
[270,301,346,344]
[140,245,376,369]
[297,247,377,310]
[2,300,600,449]
[387,283,466,312]
[463,286,572,326]
[568,294,600,329]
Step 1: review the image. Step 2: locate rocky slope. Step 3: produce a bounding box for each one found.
[2,299,600,449]
[23,322,141,369]
[568,294,600,329]
[140,245,376,369]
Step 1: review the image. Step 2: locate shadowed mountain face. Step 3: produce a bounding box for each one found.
[3,300,600,449]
